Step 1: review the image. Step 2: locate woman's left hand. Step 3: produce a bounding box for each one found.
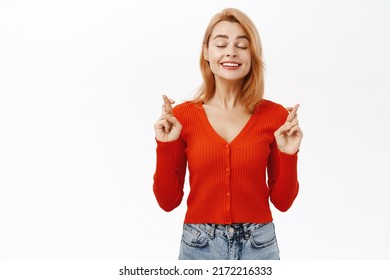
[274,104,303,155]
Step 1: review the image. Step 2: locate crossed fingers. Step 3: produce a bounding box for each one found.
[286,104,299,122]
[159,94,176,134]
[161,94,174,115]
[284,104,300,136]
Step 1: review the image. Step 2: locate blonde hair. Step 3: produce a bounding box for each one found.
[193,8,265,113]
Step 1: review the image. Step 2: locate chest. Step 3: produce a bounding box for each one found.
[203,106,252,144]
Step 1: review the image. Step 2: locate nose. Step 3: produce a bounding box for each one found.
[226,45,237,57]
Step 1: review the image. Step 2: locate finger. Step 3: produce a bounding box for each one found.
[160,102,175,119]
[289,111,299,126]
[165,113,182,129]
[162,119,171,134]
[274,123,292,137]
[162,95,175,104]
[288,124,303,136]
[154,119,163,130]
[162,94,174,114]
[156,114,179,131]
[154,118,170,130]
[286,104,300,123]
[160,104,166,118]
[158,113,179,126]
[290,118,299,127]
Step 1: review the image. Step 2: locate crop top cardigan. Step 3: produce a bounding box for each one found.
[153,99,299,224]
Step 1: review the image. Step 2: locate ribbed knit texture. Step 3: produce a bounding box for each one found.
[153,99,299,224]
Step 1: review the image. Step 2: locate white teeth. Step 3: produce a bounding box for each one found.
[222,63,239,67]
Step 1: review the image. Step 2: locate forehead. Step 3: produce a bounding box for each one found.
[210,20,248,39]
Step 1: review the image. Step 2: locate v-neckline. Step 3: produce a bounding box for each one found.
[197,104,257,146]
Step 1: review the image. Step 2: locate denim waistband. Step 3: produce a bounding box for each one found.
[196,223,270,240]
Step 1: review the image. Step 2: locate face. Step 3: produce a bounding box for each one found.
[204,21,251,84]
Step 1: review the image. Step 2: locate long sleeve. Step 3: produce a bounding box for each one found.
[267,139,299,212]
[153,137,187,212]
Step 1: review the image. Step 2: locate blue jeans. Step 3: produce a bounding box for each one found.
[178,222,280,260]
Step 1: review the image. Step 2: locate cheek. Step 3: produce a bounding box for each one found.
[243,55,252,72]
[246,60,252,71]
[207,51,222,70]
[207,49,221,62]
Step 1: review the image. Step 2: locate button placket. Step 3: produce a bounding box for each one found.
[224,144,231,222]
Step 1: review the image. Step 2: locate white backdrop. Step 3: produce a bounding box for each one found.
[1,0,389,260]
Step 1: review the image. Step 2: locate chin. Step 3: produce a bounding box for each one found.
[219,75,247,82]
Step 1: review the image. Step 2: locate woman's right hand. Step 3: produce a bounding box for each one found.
[154,95,182,142]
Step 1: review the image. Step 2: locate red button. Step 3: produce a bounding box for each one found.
[226,168,229,172]
[226,192,230,197]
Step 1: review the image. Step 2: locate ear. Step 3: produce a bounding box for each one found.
[203,44,209,61]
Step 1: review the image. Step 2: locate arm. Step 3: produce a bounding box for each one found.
[153,137,187,212]
[267,141,299,212]
[268,104,303,211]
[152,95,186,211]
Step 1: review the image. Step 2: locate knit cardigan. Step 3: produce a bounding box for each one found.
[153,99,299,224]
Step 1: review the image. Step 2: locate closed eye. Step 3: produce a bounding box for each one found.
[215,41,227,48]
[236,43,249,49]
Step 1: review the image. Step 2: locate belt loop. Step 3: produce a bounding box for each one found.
[243,223,250,240]
[208,224,215,240]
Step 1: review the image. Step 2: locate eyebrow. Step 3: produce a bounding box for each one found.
[213,34,249,41]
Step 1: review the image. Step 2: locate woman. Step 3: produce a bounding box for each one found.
[153,8,303,260]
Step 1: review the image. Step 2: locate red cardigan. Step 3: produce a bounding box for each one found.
[153,99,299,224]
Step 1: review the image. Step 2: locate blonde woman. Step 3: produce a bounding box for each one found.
[153,8,303,260]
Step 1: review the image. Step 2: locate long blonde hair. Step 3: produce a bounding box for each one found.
[193,8,265,113]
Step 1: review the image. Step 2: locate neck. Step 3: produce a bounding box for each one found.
[209,79,244,110]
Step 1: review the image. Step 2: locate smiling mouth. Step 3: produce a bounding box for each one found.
[221,62,240,67]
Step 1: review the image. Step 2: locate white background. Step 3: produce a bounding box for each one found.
[1,0,389,260]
